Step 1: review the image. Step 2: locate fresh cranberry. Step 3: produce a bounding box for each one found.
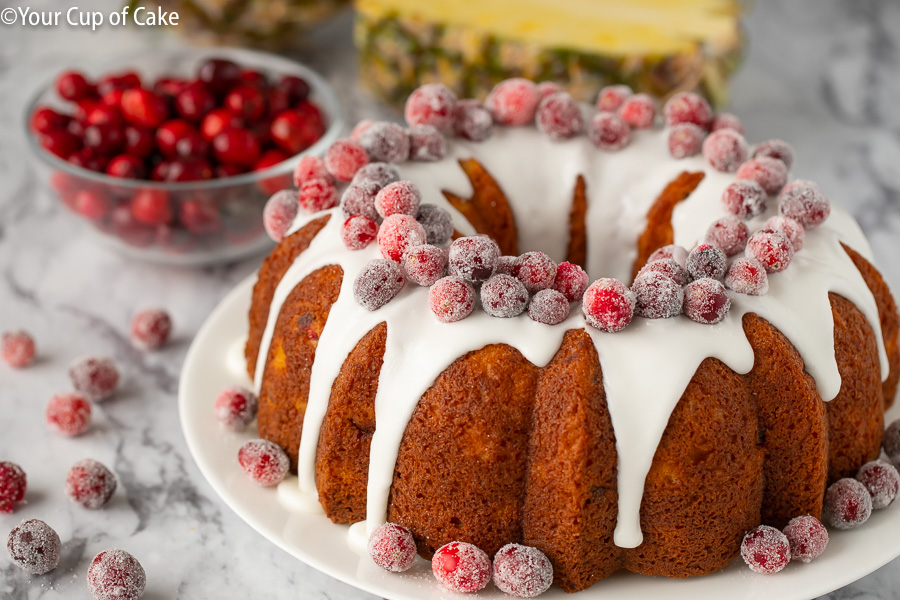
[746,228,794,273]
[225,84,267,122]
[448,236,500,283]
[359,121,410,163]
[6,519,61,575]
[368,523,417,573]
[487,78,539,126]
[703,128,748,172]
[124,126,155,157]
[375,180,420,218]
[1,331,36,368]
[405,83,458,133]
[536,92,584,140]
[216,163,246,178]
[179,198,222,235]
[764,215,805,251]
[201,108,243,141]
[100,88,126,111]
[267,88,292,117]
[725,257,769,296]
[432,541,491,593]
[325,138,369,182]
[262,190,299,242]
[111,204,155,247]
[270,110,315,155]
[30,106,70,134]
[883,419,900,464]
[67,149,106,173]
[618,93,656,129]
[481,274,529,317]
[514,251,557,293]
[0,462,26,513]
[131,188,172,225]
[46,393,92,436]
[84,123,126,156]
[69,357,120,402]
[721,180,768,220]
[632,271,684,319]
[704,216,749,256]
[155,119,195,157]
[72,189,111,220]
[754,139,795,168]
[66,459,116,509]
[740,525,791,574]
[40,130,81,159]
[56,70,92,101]
[552,262,589,302]
[583,278,635,332]
[536,81,563,100]
[152,76,188,100]
[454,99,494,142]
[239,69,269,91]
[404,244,448,287]
[528,289,570,325]
[783,515,828,563]
[106,154,146,179]
[778,180,831,228]
[131,308,172,350]
[254,149,290,193]
[856,460,899,509]
[596,84,633,112]
[197,58,241,95]
[298,178,337,212]
[174,81,216,121]
[737,157,788,195]
[683,278,731,324]
[408,125,447,161]
[341,214,378,251]
[686,243,727,281]
[416,204,453,247]
[293,155,333,187]
[277,75,311,104]
[164,159,213,182]
[212,127,260,167]
[84,105,123,128]
[824,478,873,529]
[340,181,381,222]
[492,543,553,598]
[378,214,427,262]
[354,259,406,310]
[73,98,101,122]
[637,258,689,286]
[214,386,258,431]
[710,112,744,134]
[174,131,210,161]
[97,72,140,96]
[120,88,168,129]
[87,549,146,600]
[663,91,712,129]
[589,112,631,151]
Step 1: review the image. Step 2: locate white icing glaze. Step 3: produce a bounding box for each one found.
[252,126,890,551]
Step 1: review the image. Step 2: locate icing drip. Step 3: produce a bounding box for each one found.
[253,127,889,550]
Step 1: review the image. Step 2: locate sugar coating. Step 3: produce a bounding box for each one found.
[377,214,427,262]
[764,215,806,251]
[368,523,416,572]
[856,460,899,509]
[87,549,146,600]
[725,258,769,296]
[66,459,117,509]
[69,357,120,402]
[415,204,454,247]
[746,228,794,273]
[325,138,369,182]
[298,178,338,213]
[292,155,332,188]
[404,245,448,287]
[454,99,494,142]
[722,180,768,220]
[637,258,689,286]
[884,419,900,464]
[405,83,458,133]
[515,252,558,293]
[375,181,421,219]
[783,515,828,563]
[667,123,705,159]
[648,244,688,268]
[7,519,61,575]
[535,92,584,141]
[341,215,379,251]
[486,78,539,126]
[705,217,749,257]
[536,81,563,100]
[683,278,731,325]
[263,190,299,242]
[429,276,476,323]
[496,255,518,276]
[589,112,631,151]
[354,260,405,311]
[686,244,727,281]
[408,125,448,162]
[663,92,712,129]
[352,162,400,188]
[632,271,684,319]
[596,84,632,112]
[702,128,749,173]
[448,236,500,283]
[552,261,589,302]
[492,543,554,598]
[710,112,744,135]
[0,461,26,513]
[778,180,831,228]
[740,525,791,574]
[350,119,374,143]
[1,330,36,368]
[340,180,381,223]
[130,308,172,350]
[214,386,258,432]
[824,478,873,529]
[481,274,529,318]
[46,393,92,437]
[528,289,570,325]
[432,541,491,593]
[736,157,788,195]
[359,121,410,164]
[754,138,795,169]
[618,94,656,129]
[582,278,635,333]
[237,439,290,487]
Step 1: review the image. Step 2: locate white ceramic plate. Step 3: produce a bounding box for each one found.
[180,275,900,600]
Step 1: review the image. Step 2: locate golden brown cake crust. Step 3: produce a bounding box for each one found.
[566,176,588,269]
[443,159,519,255]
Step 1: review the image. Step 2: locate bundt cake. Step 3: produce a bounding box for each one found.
[244,83,899,593]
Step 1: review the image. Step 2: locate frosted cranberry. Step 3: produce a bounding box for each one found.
[84,105,123,128]
[448,236,500,283]
[197,58,241,95]
[120,89,168,129]
[225,84,266,122]
[648,244,688,267]
[325,138,369,182]
[214,386,258,431]
[298,178,337,213]
[454,99,494,142]
[783,515,828,563]
[754,139,795,169]
[262,190,298,242]
[131,308,172,350]
[703,128,748,172]
[201,108,242,141]
[667,123,705,158]
[131,188,172,226]
[596,84,632,112]
[856,460,899,509]
[2,331,35,368]
[737,157,788,195]
[528,289,570,325]
[31,106,70,134]
[722,180,767,220]
[350,120,374,143]
[764,216,805,251]
[378,214,426,262]
[686,243,727,281]
[536,81,563,100]
[492,543,553,598]
[0,462,27,513]
[416,204,454,247]
[368,523,416,572]
[340,181,381,222]
[486,78,539,126]
[409,125,447,161]
[238,439,289,487]
[725,257,769,296]
[66,459,116,509]
[778,180,831,228]
[375,181,420,218]
[514,252,557,293]
[352,162,400,188]
[536,92,584,140]
[710,112,744,134]
[105,154,145,180]
[636,258,689,286]
[180,198,222,235]
[429,276,476,323]
[87,549,146,600]
[341,215,379,251]
[354,259,405,310]
[496,255,518,276]
[213,127,260,167]
[46,393,92,436]
[632,271,684,319]
[40,130,81,159]
[740,525,790,574]
[618,94,656,129]
[583,278,635,332]
[481,274,529,318]
[7,519,61,575]
[56,70,92,101]
[69,357,120,402]
[552,262,589,302]
[663,92,712,129]
[683,278,731,324]
[404,244,448,287]
[405,83,458,133]
[704,217,749,256]
[746,228,794,273]
[358,121,410,164]
[884,419,900,464]
[589,112,631,151]
[293,155,332,187]
[824,478,873,529]
[432,541,491,593]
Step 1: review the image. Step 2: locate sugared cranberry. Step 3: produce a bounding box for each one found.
[354,259,405,310]
[277,75,310,103]
[702,128,748,172]
[754,139,795,169]
[120,89,168,129]
[416,204,454,247]
[686,243,727,281]
[84,123,126,156]
[632,271,684,319]
[130,308,172,350]
[87,549,146,600]
[238,439,289,487]
[648,244,688,267]
[197,58,241,95]
[325,138,369,182]
[7,519,61,575]
[214,386,258,432]
[213,127,260,167]
[352,162,399,188]
[725,257,769,296]
[528,289,570,325]
[636,258,689,286]
[429,276,476,323]
[778,180,831,228]
[663,92,712,129]
[65,459,116,509]
[589,112,631,151]
[56,70,92,101]
[746,228,794,273]
[263,190,299,242]
[378,214,427,262]
[0,462,26,513]
[375,180,420,218]
[596,84,632,112]
[683,278,731,324]
[131,188,172,226]
[298,178,337,213]
[536,92,584,140]
[823,478,873,529]
[124,126,155,157]
[405,83,458,133]
[40,130,81,159]
[293,155,333,187]
[856,460,899,509]
[2,331,36,368]
[514,251,557,293]
[358,122,410,164]
[30,106,70,134]
[704,216,749,256]
[106,154,146,179]
[721,180,767,220]
[481,274,529,318]
[764,215,805,251]
[737,157,788,195]
[46,393,91,437]
[618,93,656,129]
[783,515,828,563]
[710,112,744,134]
[496,255,517,275]
[536,81,563,100]
[740,525,791,574]
[341,215,379,251]
[351,120,374,143]
[368,523,416,573]
[224,84,266,122]
[448,236,500,283]
[492,543,553,598]
[583,278,635,332]
[454,99,494,142]
[552,261,589,302]
[884,419,900,464]
[340,181,381,222]
[487,78,540,126]
[408,125,447,161]
[69,357,119,402]
[432,541,491,593]
[201,108,243,141]
[403,244,448,287]
[179,198,222,235]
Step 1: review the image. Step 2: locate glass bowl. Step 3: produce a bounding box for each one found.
[24,47,343,266]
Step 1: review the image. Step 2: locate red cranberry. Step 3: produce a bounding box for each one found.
[725,257,769,296]
[84,105,123,128]
[131,188,172,226]
[67,149,107,172]
[46,393,92,436]
[632,271,684,319]
[277,75,310,103]
[534,92,583,141]
[124,126,155,157]
[737,157,788,195]
[238,439,290,487]
[239,69,269,91]
[174,131,210,160]
[515,251,557,293]
[40,130,81,159]
[481,274,529,318]
[683,278,731,324]
[131,308,172,350]
[106,154,145,179]
[341,215,379,251]
[883,419,900,464]
[31,106,70,134]
[637,258,689,286]
[152,76,188,100]
[325,138,369,182]
[100,88,126,111]
[746,228,794,273]
[216,163,246,178]
[528,289,570,325]
[268,88,292,116]
[174,81,216,121]
[596,84,633,112]
[416,204,453,247]
[368,523,416,573]
[0,462,26,513]
[293,155,333,187]
[740,525,791,574]
[111,204,155,247]
[583,278,635,332]
[225,84,267,121]
[408,125,448,161]
[201,108,243,141]
[213,127,260,167]
[378,214,427,262]
[824,478,873,529]
[754,139,795,169]
[710,112,744,134]
[7,519,61,575]
[351,119,374,143]
[487,78,540,126]
[84,124,126,156]
[74,98,101,122]
[448,236,500,283]
[87,549,146,600]
[663,92,713,129]
[72,189,111,220]
[618,93,656,129]
[56,70,92,101]
[764,215,805,251]
[340,181,380,222]
[120,88,168,129]
[778,180,831,228]
[704,216,749,256]
[702,128,748,172]
[686,243,727,281]
[165,159,213,182]
[783,515,828,563]
[179,198,222,235]
[405,83,458,133]
[536,81,563,100]
[263,190,299,242]
[270,110,318,155]
[69,357,120,402]
[214,386,258,431]
[298,178,338,213]
[589,112,631,151]
[454,99,494,142]
[375,180,420,218]
[66,459,116,509]
[197,58,241,95]
[97,72,139,96]
[359,121,410,163]
[668,123,705,158]
[856,460,899,509]
[1,331,36,368]
[354,259,405,310]
[492,543,553,598]
[432,541,491,593]
[552,261,589,302]
[404,244,448,287]
[721,180,768,220]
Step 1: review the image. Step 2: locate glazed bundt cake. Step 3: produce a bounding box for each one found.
[244,82,899,592]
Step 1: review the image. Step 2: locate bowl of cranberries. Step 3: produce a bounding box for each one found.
[25,48,342,265]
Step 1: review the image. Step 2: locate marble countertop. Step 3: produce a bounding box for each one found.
[2,1,899,598]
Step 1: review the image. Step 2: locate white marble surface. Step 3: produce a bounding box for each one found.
[1,1,899,598]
